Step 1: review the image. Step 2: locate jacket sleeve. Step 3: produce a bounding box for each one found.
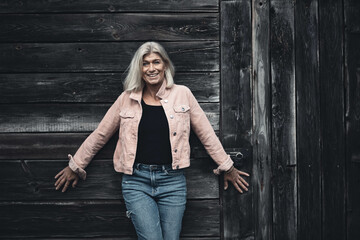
[186,87,233,175]
[68,94,122,180]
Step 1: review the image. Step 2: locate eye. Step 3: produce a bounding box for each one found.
[154,60,160,64]
[142,62,149,66]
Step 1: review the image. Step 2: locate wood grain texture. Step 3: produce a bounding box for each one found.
[0,132,215,160]
[344,0,360,33]
[0,0,219,13]
[0,200,220,238]
[0,102,219,132]
[0,42,219,72]
[0,13,218,42]
[252,0,272,239]
[220,0,253,239]
[0,72,219,103]
[270,1,297,239]
[319,0,346,239]
[0,158,218,200]
[295,0,322,239]
[345,0,360,238]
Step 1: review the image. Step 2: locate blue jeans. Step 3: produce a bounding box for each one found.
[121,163,187,240]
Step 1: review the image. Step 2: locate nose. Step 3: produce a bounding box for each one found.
[148,63,155,71]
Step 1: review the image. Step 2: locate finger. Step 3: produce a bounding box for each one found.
[55,175,64,187]
[72,178,78,188]
[54,169,65,179]
[236,178,248,191]
[62,181,70,192]
[238,170,250,177]
[224,179,229,190]
[239,176,250,187]
[232,181,243,193]
[56,178,66,190]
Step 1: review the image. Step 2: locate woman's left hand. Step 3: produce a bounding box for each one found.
[224,166,250,193]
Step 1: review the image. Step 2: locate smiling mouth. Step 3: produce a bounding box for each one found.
[146,73,159,77]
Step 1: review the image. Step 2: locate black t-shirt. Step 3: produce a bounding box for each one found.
[134,99,173,165]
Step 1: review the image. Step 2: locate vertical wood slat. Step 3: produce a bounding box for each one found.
[319,0,346,239]
[344,0,360,239]
[295,0,322,239]
[220,0,253,239]
[252,0,272,239]
[270,1,297,239]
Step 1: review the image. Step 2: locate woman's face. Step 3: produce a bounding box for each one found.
[142,52,166,87]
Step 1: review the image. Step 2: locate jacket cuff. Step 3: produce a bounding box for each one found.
[68,154,87,180]
[213,155,234,175]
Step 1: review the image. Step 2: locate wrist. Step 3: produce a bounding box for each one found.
[225,165,235,174]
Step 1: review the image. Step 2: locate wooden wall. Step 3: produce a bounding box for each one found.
[0,1,222,239]
[1,0,359,239]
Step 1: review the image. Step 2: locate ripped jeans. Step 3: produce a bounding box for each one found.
[121,163,187,240]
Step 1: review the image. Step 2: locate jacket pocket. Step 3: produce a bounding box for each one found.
[119,110,135,118]
[173,105,190,113]
[173,104,191,136]
[119,109,135,141]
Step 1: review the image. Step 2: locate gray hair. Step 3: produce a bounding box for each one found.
[123,42,175,92]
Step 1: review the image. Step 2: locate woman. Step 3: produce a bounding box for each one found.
[54,42,249,240]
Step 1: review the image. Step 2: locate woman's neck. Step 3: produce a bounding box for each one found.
[142,84,162,105]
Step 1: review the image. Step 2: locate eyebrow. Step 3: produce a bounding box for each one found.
[143,58,162,62]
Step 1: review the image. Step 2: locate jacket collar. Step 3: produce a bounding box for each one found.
[129,79,171,102]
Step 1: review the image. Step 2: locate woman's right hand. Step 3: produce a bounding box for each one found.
[54,166,79,193]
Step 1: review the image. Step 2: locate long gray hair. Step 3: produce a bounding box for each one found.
[123,42,175,92]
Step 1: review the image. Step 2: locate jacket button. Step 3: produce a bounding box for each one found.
[174,149,177,153]
[170,115,174,119]
[176,165,179,169]
[164,99,168,103]
[173,132,177,136]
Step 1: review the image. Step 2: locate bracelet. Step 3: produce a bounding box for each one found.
[225,165,235,174]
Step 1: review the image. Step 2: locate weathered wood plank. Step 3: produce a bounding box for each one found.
[344,0,360,33]
[220,0,253,239]
[295,0,322,239]
[270,1,297,239]
[0,0,218,13]
[0,103,219,132]
[0,132,215,160]
[0,42,219,72]
[345,1,360,238]
[319,0,346,239]
[0,158,218,200]
[37,238,219,240]
[0,200,220,238]
[252,0,272,239]
[0,72,219,103]
[0,13,218,42]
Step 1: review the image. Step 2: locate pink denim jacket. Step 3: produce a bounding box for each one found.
[68,80,233,180]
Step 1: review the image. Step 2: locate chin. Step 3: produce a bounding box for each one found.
[144,77,164,86]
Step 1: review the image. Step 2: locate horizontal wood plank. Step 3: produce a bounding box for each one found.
[0,132,214,160]
[0,102,219,132]
[0,0,218,13]
[0,13,218,42]
[0,72,219,103]
[0,200,220,238]
[0,42,219,72]
[0,158,218,200]
[34,238,220,240]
